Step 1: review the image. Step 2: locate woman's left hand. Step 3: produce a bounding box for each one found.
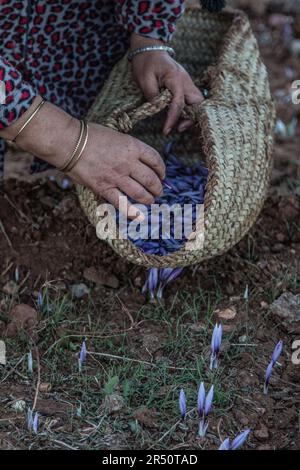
[130,34,204,136]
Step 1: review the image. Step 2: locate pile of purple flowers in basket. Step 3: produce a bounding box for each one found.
[124,141,208,299]
[130,141,208,257]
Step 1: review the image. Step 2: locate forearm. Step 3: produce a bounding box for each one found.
[0,96,80,168]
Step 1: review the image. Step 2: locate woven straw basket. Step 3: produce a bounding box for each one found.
[77,6,275,269]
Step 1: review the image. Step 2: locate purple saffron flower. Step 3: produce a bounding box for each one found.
[142,268,159,299]
[27,350,33,374]
[210,323,222,370]
[79,341,87,369]
[37,291,43,309]
[264,340,283,394]
[197,382,214,438]
[205,385,214,416]
[231,429,251,450]
[32,412,39,434]
[271,340,283,364]
[219,437,230,450]
[27,407,33,431]
[157,268,183,299]
[179,389,187,420]
[197,382,205,417]
[219,430,250,450]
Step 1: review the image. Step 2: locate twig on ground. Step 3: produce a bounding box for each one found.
[0,219,13,249]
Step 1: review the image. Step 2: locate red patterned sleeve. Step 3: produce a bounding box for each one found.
[115,1,186,43]
[0,57,37,130]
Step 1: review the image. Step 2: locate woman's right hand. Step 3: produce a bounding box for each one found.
[69,122,165,218]
[0,97,165,218]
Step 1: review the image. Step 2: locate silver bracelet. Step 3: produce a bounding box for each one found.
[128,45,175,62]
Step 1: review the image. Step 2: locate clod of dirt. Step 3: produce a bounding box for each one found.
[133,407,159,428]
[254,425,270,441]
[71,283,90,299]
[270,292,300,323]
[2,281,18,296]
[83,267,119,289]
[142,334,163,355]
[5,304,38,339]
[103,393,125,414]
[39,383,52,393]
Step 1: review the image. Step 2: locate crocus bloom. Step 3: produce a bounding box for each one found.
[27,407,33,431]
[210,324,222,370]
[264,340,283,394]
[32,412,39,434]
[37,291,43,309]
[27,350,33,374]
[219,430,250,450]
[78,341,87,371]
[197,382,214,438]
[179,389,187,420]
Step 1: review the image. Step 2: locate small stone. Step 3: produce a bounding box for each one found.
[71,283,90,299]
[6,304,38,339]
[270,292,300,323]
[217,306,237,320]
[2,281,18,296]
[11,400,26,412]
[239,335,248,344]
[254,425,269,441]
[260,301,269,309]
[39,382,52,393]
[103,393,125,414]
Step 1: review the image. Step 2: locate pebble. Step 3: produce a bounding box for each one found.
[270,292,300,323]
[71,283,90,299]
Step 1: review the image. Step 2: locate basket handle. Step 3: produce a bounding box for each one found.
[104,89,203,133]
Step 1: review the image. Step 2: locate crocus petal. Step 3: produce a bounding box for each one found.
[211,324,218,352]
[231,429,250,450]
[204,385,214,416]
[79,341,87,364]
[32,412,39,434]
[27,351,33,374]
[219,438,231,450]
[197,382,206,417]
[27,408,33,431]
[198,419,209,438]
[179,389,187,419]
[164,267,184,286]
[271,340,283,364]
[265,361,274,385]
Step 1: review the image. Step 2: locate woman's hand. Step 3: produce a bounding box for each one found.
[0,97,165,218]
[69,122,165,218]
[130,34,204,135]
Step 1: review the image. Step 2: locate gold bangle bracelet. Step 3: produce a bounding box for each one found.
[65,121,89,172]
[12,99,46,143]
[58,119,85,172]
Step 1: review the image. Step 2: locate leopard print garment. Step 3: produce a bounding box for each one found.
[0,1,224,181]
